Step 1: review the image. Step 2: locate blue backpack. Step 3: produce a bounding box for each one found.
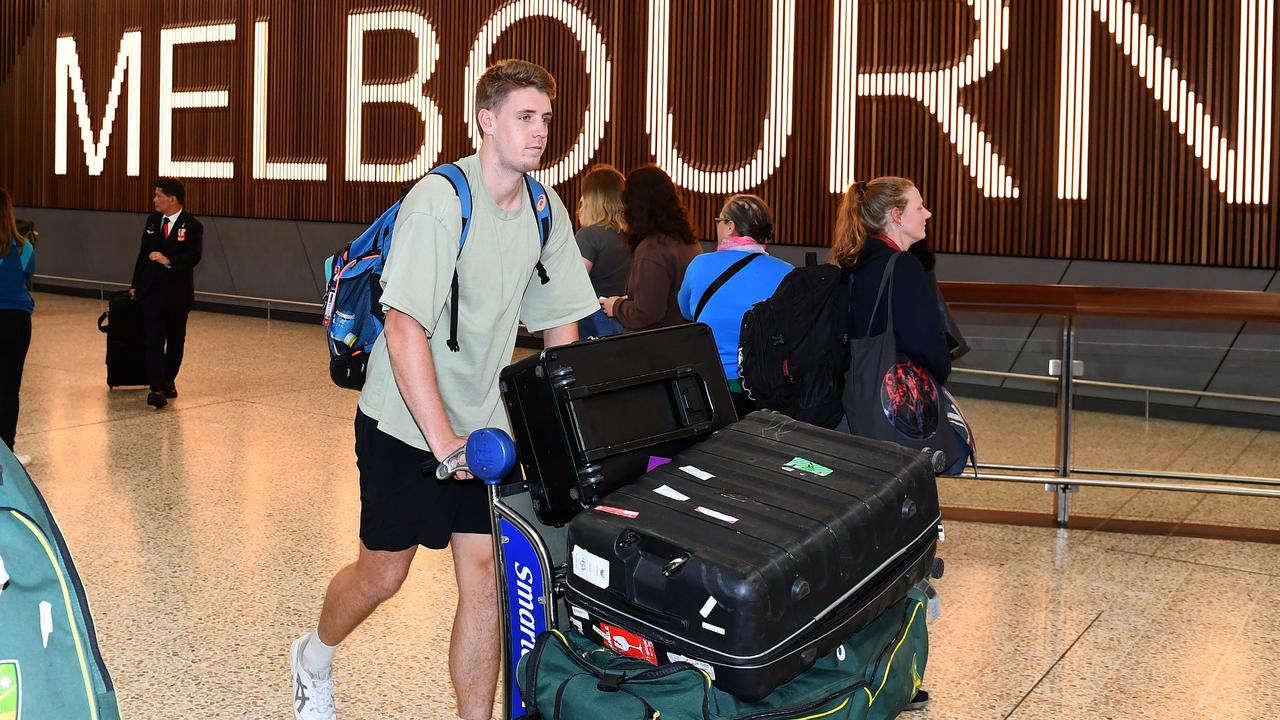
[322,163,554,389]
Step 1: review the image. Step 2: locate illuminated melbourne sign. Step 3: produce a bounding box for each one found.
[51,0,1274,206]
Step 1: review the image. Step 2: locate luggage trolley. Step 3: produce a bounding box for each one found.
[449,326,743,717]
[438,428,565,720]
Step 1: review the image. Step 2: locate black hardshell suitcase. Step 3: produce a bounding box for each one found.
[499,324,736,525]
[97,293,148,388]
[562,411,942,701]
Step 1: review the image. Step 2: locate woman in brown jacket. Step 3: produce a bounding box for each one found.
[600,165,701,330]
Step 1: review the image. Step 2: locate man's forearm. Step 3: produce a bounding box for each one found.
[384,308,458,451]
[543,322,579,349]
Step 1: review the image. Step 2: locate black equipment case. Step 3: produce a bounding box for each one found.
[96,292,148,388]
[499,324,737,525]
[562,411,942,701]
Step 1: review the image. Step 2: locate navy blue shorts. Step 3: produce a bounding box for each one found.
[354,409,491,551]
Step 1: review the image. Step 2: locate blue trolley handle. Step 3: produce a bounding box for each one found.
[435,428,519,484]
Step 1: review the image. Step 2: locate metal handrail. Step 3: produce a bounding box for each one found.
[972,472,1280,499]
[1073,378,1280,405]
[34,274,323,315]
[952,367,1280,404]
[1068,466,1280,488]
[951,367,1057,384]
[937,281,1280,526]
[973,462,1280,489]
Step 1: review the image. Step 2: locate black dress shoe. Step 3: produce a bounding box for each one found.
[147,390,168,409]
[905,689,930,711]
[163,385,178,399]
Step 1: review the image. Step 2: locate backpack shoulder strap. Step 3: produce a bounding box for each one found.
[428,163,473,253]
[693,252,761,322]
[523,174,553,285]
[522,174,553,247]
[428,162,475,352]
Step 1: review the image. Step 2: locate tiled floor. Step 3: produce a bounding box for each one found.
[9,293,1280,719]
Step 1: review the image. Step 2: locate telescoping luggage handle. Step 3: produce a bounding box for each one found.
[555,365,720,462]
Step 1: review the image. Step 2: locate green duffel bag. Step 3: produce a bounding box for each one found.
[0,448,121,720]
[516,587,929,720]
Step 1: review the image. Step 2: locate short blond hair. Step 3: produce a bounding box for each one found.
[577,164,626,231]
[475,59,556,113]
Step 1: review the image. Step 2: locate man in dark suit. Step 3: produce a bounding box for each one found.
[130,178,202,409]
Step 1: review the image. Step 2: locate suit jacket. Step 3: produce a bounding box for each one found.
[131,211,203,303]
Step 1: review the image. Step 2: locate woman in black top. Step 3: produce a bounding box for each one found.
[831,177,949,383]
[575,164,630,337]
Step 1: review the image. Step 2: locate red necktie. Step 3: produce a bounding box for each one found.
[163,217,171,239]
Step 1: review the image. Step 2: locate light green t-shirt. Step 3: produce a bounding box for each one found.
[357,154,598,452]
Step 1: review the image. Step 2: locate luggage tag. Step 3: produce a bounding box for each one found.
[646,456,672,472]
[593,504,639,519]
[571,545,611,589]
[666,652,717,679]
[781,457,833,477]
[597,622,658,665]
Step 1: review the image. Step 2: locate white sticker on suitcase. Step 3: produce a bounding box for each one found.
[679,465,715,481]
[571,605,590,620]
[700,621,726,636]
[654,484,690,502]
[571,545,611,589]
[694,506,739,524]
[699,596,718,618]
[667,652,717,680]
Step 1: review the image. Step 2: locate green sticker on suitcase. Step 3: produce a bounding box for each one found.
[782,457,833,476]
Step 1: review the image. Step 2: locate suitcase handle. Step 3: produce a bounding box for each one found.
[579,423,714,463]
[561,365,697,399]
[97,311,109,333]
[564,365,720,463]
[564,366,717,432]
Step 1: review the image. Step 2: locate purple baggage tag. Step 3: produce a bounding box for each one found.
[647,456,672,472]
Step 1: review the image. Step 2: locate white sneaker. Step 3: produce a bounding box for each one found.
[290,634,337,720]
[13,452,30,466]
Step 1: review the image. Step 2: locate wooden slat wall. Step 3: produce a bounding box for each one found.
[1,0,1276,268]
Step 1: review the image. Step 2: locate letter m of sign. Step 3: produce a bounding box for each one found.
[54,31,142,176]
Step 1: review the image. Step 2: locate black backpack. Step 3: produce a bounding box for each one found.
[737,253,850,428]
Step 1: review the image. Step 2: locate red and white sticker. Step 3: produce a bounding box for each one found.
[599,623,658,664]
[593,505,639,519]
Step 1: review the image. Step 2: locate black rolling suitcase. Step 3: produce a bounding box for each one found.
[562,411,942,701]
[96,292,148,388]
[499,324,737,525]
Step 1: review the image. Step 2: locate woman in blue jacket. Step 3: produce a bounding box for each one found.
[0,189,35,465]
[678,194,792,417]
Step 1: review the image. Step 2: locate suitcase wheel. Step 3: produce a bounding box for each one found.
[791,577,811,601]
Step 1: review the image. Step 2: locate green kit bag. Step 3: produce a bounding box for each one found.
[0,448,121,720]
[517,588,928,720]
